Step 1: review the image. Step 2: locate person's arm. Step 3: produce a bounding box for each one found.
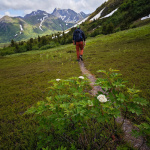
[73,40,75,45]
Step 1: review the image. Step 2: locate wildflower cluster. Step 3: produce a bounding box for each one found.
[97,94,107,103]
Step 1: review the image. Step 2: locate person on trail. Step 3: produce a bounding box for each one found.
[73,24,86,61]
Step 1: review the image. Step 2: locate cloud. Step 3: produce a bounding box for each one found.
[0,0,107,16]
[0,14,3,19]
[4,11,11,16]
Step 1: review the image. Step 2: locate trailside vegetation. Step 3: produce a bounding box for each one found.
[25,70,149,149]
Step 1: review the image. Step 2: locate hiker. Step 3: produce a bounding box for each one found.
[73,24,86,61]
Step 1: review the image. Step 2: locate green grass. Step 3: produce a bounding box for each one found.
[84,24,150,94]
[84,24,150,121]
[0,24,150,149]
[0,43,10,48]
[0,45,81,149]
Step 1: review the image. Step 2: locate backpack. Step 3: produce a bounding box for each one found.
[74,29,83,42]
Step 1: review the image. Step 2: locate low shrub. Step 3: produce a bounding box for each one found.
[26,69,149,149]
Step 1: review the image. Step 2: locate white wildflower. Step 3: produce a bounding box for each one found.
[97,94,107,103]
[56,79,61,81]
[78,76,84,79]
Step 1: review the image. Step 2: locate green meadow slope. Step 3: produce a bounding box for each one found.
[0,24,150,149]
[84,24,150,123]
[84,24,150,101]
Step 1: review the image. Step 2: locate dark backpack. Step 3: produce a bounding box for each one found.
[74,29,83,42]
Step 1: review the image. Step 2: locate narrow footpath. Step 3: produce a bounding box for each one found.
[78,61,150,150]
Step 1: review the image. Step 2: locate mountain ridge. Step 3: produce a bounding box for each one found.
[0,8,89,43]
[51,8,89,23]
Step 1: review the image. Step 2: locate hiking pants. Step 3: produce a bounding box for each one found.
[76,41,84,59]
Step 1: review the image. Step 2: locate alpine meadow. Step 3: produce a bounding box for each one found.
[0,0,150,149]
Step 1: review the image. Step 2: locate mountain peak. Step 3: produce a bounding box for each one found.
[0,15,13,22]
[24,10,49,18]
[52,8,89,23]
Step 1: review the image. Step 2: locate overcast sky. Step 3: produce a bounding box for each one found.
[0,0,107,18]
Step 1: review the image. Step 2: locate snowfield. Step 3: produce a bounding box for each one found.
[141,14,150,20]
[20,25,23,31]
[39,14,48,31]
[90,7,105,21]
[100,8,118,19]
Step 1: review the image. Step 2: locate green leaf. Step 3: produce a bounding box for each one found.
[42,146,49,150]
[59,103,67,109]
[116,93,125,102]
[146,117,150,122]
[109,68,120,72]
[64,109,70,116]
[78,100,88,107]
[95,78,111,90]
[97,70,107,74]
[73,92,80,96]
[127,87,141,95]
[110,72,122,78]
[132,97,148,106]
[88,100,94,106]
[127,104,142,115]
[46,96,52,102]
[49,104,56,111]
[138,123,150,130]
[25,106,36,114]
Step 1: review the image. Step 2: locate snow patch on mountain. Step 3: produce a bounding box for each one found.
[39,14,48,31]
[76,16,89,25]
[65,30,69,34]
[100,8,118,19]
[141,14,150,20]
[60,16,66,21]
[90,7,105,21]
[20,24,23,31]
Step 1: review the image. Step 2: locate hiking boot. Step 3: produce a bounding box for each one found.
[79,55,83,61]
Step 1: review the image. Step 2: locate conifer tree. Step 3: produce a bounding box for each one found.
[11,39,15,47]
[38,35,41,42]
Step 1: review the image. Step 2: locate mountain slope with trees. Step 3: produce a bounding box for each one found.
[82,0,150,36]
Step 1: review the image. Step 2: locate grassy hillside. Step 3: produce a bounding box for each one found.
[0,45,81,149]
[82,0,150,37]
[84,24,150,99]
[0,16,68,43]
[84,24,150,123]
[0,24,149,149]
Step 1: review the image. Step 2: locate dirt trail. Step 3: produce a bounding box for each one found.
[78,61,150,150]
[79,61,103,96]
